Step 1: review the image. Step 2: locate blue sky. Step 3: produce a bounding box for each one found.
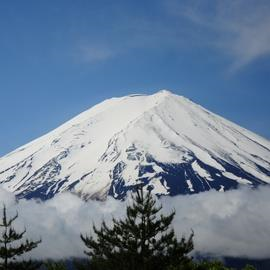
[0,0,269,156]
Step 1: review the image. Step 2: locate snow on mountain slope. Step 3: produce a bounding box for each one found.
[0,90,269,200]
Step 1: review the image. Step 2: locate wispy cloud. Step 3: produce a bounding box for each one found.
[75,1,270,71]
[78,44,116,63]
[164,0,270,71]
[1,186,270,259]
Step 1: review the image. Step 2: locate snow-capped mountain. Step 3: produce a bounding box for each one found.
[0,90,269,200]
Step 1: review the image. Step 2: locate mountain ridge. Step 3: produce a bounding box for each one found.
[0,90,269,200]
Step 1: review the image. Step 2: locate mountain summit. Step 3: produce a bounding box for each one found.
[0,90,269,200]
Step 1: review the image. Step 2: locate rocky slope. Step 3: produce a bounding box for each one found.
[0,90,269,200]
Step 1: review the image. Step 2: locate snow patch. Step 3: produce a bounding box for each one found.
[191,161,213,181]
[222,172,252,185]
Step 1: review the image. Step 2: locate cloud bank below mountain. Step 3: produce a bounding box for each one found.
[0,186,270,260]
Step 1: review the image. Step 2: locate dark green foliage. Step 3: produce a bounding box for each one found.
[44,261,68,270]
[241,265,256,270]
[189,260,232,270]
[0,204,41,270]
[169,260,258,270]
[81,185,194,270]
[73,259,90,270]
[168,260,257,270]
[10,260,42,270]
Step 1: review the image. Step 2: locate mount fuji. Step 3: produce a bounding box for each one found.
[0,90,269,200]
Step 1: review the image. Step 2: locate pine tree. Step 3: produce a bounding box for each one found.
[81,185,194,270]
[0,204,41,270]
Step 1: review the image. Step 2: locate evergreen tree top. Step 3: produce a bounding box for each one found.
[81,185,194,270]
[0,204,41,270]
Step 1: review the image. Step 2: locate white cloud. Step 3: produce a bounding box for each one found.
[165,0,270,70]
[78,44,116,63]
[0,191,126,260]
[1,186,270,260]
[162,186,270,258]
[71,1,270,70]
